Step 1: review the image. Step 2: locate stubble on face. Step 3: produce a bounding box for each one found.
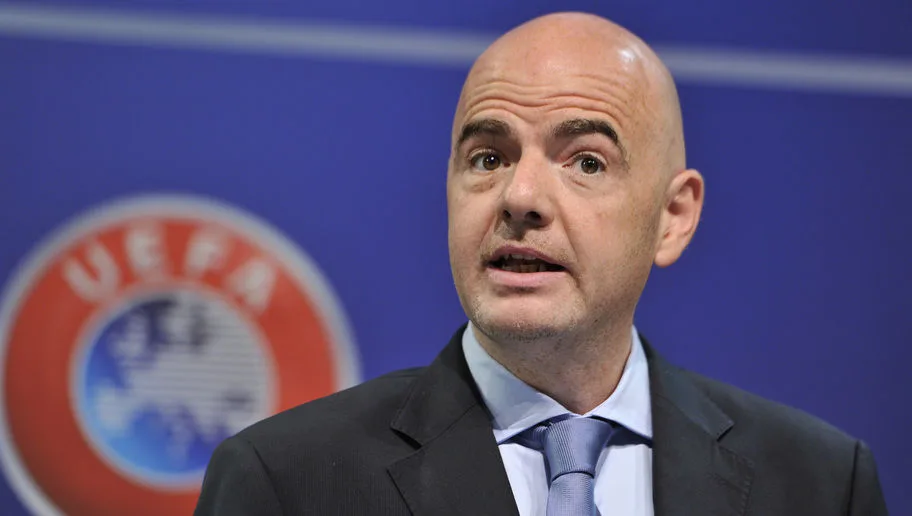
[446,12,686,350]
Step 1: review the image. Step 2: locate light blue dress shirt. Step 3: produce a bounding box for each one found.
[462,323,655,516]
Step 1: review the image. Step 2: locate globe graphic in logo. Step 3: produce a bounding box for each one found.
[0,197,359,515]
[74,288,275,486]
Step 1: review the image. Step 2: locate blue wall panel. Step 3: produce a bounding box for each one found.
[0,1,909,513]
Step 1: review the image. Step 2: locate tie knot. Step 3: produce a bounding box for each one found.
[526,417,614,482]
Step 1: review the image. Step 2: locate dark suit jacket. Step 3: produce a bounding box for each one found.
[195,326,888,515]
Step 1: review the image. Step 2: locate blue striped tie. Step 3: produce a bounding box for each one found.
[521,417,614,516]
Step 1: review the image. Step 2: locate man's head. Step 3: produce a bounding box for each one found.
[447,12,704,345]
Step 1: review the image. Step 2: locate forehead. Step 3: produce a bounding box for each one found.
[453,35,661,149]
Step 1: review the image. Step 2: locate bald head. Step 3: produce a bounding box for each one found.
[446,12,705,383]
[454,12,685,174]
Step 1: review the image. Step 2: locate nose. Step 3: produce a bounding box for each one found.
[499,156,554,230]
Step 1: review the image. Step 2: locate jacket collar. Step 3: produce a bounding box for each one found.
[642,334,754,516]
[387,325,754,516]
[388,325,519,516]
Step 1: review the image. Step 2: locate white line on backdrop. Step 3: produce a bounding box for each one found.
[1,2,911,97]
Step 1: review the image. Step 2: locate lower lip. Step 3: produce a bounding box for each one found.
[485,266,567,289]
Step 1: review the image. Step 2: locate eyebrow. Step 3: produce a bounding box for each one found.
[552,118,628,165]
[455,116,629,168]
[455,119,514,150]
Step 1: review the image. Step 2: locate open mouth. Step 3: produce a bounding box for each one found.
[489,254,565,273]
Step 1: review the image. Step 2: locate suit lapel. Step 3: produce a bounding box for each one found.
[387,326,519,516]
[643,337,755,516]
[387,328,754,516]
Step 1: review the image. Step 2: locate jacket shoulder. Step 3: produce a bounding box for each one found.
[198,368,424,514]
[682,368,856,448]
[235,366,424,450]
[678,365,869,499]
[677,367,888,512]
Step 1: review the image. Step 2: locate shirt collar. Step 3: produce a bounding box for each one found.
[462,322,653,444]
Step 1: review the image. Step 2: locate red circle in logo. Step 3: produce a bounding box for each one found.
[0,195,360,515]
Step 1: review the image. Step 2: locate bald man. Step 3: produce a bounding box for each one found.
[195,13,887,516]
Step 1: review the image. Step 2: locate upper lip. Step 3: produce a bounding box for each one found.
[487,245,567,270]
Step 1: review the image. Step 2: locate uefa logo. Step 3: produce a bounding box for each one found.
[0,195,360,515]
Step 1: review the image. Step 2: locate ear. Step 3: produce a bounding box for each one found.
[654,169,704,268]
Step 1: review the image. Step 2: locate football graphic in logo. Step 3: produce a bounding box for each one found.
[0,195,360,515]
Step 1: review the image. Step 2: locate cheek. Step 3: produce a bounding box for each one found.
[448,192,490,265]
[572,200,657,283]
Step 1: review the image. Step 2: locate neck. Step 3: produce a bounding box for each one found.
[472,321,633,414]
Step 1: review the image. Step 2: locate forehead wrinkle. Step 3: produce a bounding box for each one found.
[458,64,642,125]
[465,82,636,124]
[453,13,684,175]
[457,86,637,154]
[462,68,638,103]
[538,90,634,129]
[459,79,557,110]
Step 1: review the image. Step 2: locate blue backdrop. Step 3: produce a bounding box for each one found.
[0,0,909,514]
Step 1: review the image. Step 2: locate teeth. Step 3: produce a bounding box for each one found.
[501,262,548,273]
[494,252,561,273]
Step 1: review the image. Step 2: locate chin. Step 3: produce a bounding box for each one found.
[469,303,574,344]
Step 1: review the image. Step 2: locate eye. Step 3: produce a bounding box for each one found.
[470,152,505,172]
[574,154,606,175]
